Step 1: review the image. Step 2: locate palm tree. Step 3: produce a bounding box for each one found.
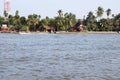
[105,9,112,31]
[33,18,39,31]
[26,18,32,32]
[13,11,21,31]
[4,10,8,18]
[33,14,40,31]
[86,11,97,31]
[3,10,8,24]
[27,14,39,31]
[8,14,14,25]
[54,16,62,31]
[64,12,76,31]
[97,6,104,20]
[58,9,63,17]
[106,8,111,18]
[40,18,48,31]
[20,16,26,25]
[54,10,64,31]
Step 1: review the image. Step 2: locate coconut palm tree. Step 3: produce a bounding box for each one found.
[13,11,21,31]
[27,14,40,31]
[58,9,63,17]
[3,10,9,25]
[86,11,97,31]
[4,10,8,18]
[54,10,64,31]
[97,6,104,20]
[64,12,76,31]
[106,8,111,18]
[20,16,26,25]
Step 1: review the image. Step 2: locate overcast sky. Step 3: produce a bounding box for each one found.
[0,0,120,19]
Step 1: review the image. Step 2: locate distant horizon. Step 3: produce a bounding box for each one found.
[0,0,120,19]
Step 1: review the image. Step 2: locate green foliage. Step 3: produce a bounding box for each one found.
[0,16,5,23]
[86,11,97,31]
[106,9,111,18]
[20,25,28,31]
[20,16,27,25]
[4,11,8,18]
[8,15,14,25]
[27,14,40,31]
[97,6,104,19]
[0,7,119,32]
[113,14,120,31]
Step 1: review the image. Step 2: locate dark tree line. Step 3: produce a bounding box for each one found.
[0,6,120,32]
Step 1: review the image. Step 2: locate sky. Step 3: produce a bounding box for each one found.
[0,0,120,19]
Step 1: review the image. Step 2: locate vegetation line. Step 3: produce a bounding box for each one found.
[0,6,120,33]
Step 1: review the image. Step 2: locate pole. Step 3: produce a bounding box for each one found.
[3,0,5,11]
[3,0,5,17]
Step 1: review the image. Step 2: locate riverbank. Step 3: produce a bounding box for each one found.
[56,31,119,34]
[19,31,119,34]
[0,31,119,34]
[85,31,119,34]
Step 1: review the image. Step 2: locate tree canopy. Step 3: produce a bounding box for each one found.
[0,6,120,32]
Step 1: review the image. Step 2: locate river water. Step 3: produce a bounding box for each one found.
[0,33,120,80]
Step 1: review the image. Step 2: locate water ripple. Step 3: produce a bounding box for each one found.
[0,33,120,80]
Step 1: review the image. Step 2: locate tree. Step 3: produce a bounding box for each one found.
[97,6,104,20]
[64,12,76,31]
[3,11,9,24]
[8,14,14,25]
[0,16,5,23]
[20,16,27,25]
[54,10,64,31]
[106,8,111,18]
[15,10,19,18]
[86,11,97,31]
[4,11,8,18]
[40,18,48,31]
[113,13,120,32]
[104,9,112,31]
[99,18,109,31]
[13,11,21,31]
[27,14,39,31]
[0,8,120,32]
[54,16,63,31]
[58,9,63,17]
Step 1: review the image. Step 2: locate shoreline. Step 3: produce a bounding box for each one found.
[18,31,119,34]
[0,31,119,34]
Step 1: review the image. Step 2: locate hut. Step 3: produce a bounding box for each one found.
[72,22,84,32]
[45,26,55,33]
[1,24,9,32]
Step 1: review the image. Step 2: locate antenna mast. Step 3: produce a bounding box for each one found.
[4,0,10,12]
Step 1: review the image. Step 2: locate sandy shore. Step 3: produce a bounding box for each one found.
[0,31,119,34]
[46,31,119,34]
[85,31,119,34]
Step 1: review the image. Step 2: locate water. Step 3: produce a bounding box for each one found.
[0,33,120,80]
